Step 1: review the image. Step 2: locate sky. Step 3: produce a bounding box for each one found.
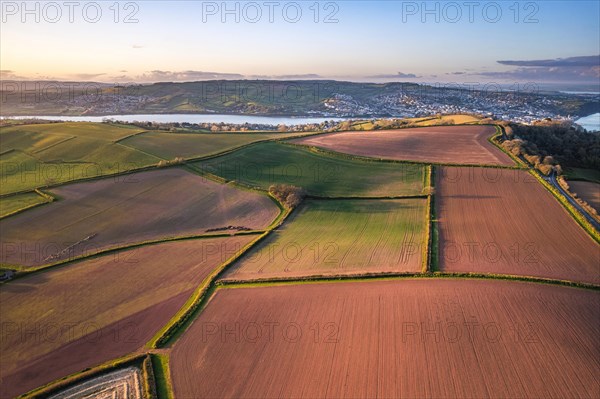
[1,0,599,85]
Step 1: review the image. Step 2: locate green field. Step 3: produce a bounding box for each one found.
[194,142,426,197]
[563,167,600,184]
[0,192,48,218]
[0,122,146,142]
[0,122,160,195]
[120,131,315,160]
[222,199,427,280]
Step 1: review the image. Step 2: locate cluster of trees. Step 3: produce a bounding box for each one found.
[157,157,185,167]
[108,120,330,133]
[507,120,600,171]
[268,184,306,209]
[501,139,559,175]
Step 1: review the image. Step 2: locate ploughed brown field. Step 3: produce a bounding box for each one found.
[170,279,600,398]
[437,167,600,283]
[0,168,279,268]
[0,236,254,398]
[291,125,514,166]
[569,180,600,213]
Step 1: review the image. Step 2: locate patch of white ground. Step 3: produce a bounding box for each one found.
[48,367,142,399]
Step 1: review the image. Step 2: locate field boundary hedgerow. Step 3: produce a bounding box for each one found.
[423,165,434,273]
[153,130,326,165]
[0,189,55,220]
[556,177,600,223]
[148,233,271,348]
[530,170,600,243]
[487,125,598,241]
[17,354,149,399]
[112,130,151,144]
[142,355,158,399]
[181,163,289,231]
[488,125,528,168]
[1,230,264,279]
[149,198,295,348]
[150,353,174,399]
[281,141,524,170]
[0,163,161,199]
[30,135,77,154]
[216,271,600,292]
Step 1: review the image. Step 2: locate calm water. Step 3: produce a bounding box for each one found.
[4,114,345,126]
[575,113,600,132]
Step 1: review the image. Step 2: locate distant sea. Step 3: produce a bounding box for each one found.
[575,113,600,132]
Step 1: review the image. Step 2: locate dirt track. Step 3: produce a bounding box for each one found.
[292,125,514,165]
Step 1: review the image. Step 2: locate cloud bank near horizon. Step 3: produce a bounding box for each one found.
[1,56,598,85]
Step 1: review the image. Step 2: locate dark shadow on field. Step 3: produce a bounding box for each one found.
[0,274,49,293]
[443,195,499,199]
[307,199,424,214]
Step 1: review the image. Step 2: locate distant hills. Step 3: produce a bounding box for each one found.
[1,80,598,120]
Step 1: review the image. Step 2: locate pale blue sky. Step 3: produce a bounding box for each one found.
[1,1,599,82]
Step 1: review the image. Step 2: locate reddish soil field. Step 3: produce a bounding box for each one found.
[291,125,514,165]
[170,279,600,398]
[437,167,600,283]
[0,168,278,268]
[0,236,254,398]
[569,180,600,212]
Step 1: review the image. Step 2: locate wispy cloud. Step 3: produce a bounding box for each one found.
[366,72,420,79]
[114,70,246,82]
[479,55,600,82]
[497,55,599,68]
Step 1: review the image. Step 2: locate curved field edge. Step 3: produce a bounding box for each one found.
[192,142,428,198]
[1,167,284,275]
[0,122,513,201]
[488,125,528,168]
[119,130,325,162]
[0,127,326,199]
[20,272,598,399]
[0,230,264,277]
[488,126,599,242]
[285,124,523,168]
[282,141,522,169]
[8,121,597,397]
[2,175,285,286]
[149,202,293,348]
[530,169,600,243]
